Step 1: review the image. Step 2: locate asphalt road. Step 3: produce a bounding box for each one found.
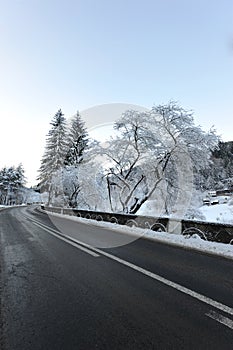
[0,206,233,349]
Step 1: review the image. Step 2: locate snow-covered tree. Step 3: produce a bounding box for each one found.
[65,111,89,166]
[38,109,68,204]
[21,187,41,204]
[197,141,233,190]
[97,102,219,215]
[0,164,26,205]
[63,162,108,210]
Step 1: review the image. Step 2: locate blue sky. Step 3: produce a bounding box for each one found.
[0,0,233,185]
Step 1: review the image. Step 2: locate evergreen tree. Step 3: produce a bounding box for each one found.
[0,164,26,205]
[65,111,89,166]
[38,109,68,203]
[0,167,9,204]
[15,163,26,188]
[198,141,233,190]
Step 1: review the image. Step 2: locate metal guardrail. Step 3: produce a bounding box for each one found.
[41,206,233,245]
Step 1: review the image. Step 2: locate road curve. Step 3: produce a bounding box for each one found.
[0,206,233,349]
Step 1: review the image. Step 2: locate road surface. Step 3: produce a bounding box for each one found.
[0,206,233,349]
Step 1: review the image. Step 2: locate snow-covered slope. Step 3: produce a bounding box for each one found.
[137,196,233,225]
[137,200,163,217]
[199,203,233,224]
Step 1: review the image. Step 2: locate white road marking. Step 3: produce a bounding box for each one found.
[93,248,233,317]
[206,310,233,330]
[32,221,99,257]
[26,214,233,317]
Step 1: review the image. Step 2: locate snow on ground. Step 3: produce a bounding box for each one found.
[0,205,15,209]
[44,210,233,260]
[0,204,27,209]
[137,199,169,217]
[199,203,233,224]
[138,197,233,225]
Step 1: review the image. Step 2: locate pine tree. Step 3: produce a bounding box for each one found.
[15,163,26,188]
[65,111,89,166]
[38,109,68,203]
[0,164,26,205]
[0,167,9,204]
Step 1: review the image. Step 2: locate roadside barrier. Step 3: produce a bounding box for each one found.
[40,205,233,244]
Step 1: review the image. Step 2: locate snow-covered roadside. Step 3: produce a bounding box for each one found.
[43,210,233,260]
[0,204,27,211]
[137,197,233,225]
[199,203,233,224]
[0,204,27,208]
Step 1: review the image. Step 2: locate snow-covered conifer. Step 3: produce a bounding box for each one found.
[0,164,26,205]
[38,109,68,204]
[65,111,89,166]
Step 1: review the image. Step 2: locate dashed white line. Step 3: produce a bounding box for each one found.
[206,310,233,330]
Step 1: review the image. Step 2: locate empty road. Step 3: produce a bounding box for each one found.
[0,206,233,349]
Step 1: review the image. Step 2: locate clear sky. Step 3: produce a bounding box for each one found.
[0,0,233,186]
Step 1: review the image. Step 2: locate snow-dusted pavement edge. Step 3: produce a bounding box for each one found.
[41,209,233,260]
[0,204,27,211]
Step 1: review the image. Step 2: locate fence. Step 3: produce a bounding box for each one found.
[41,206,233,244]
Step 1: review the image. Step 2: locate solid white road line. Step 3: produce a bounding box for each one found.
[206,310,233,330]
[92,247,233,317]
[32,221,99,257]
[27,214,233,318]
